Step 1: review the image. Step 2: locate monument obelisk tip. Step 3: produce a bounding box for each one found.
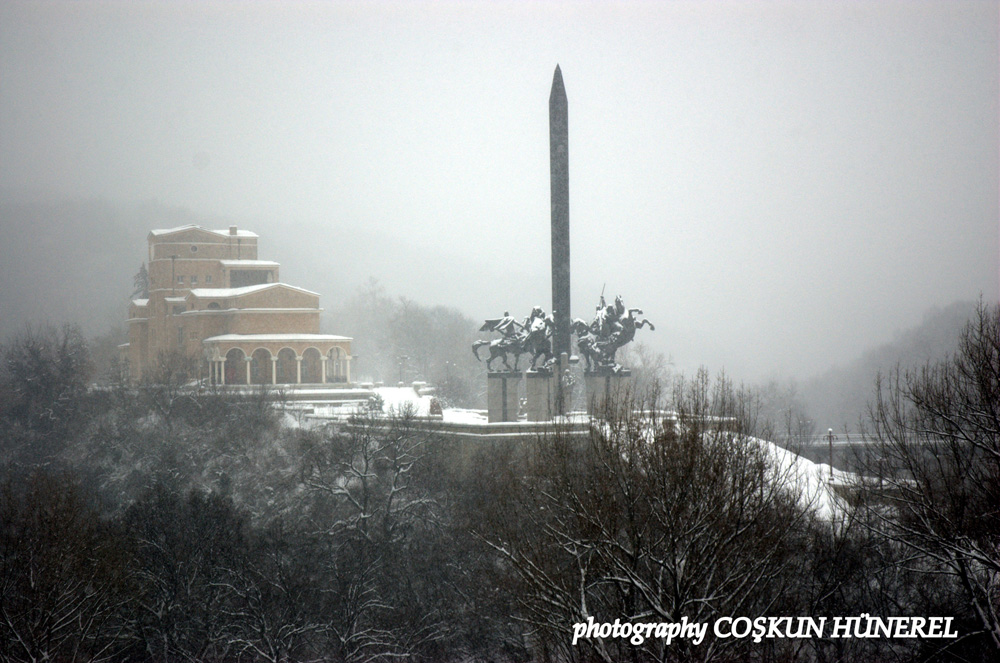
[550,65,566,103]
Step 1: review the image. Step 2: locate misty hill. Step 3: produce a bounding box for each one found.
[800,300,977,432]
[0,196,190,340]
[0,194,494,343]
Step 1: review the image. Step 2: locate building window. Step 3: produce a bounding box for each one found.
[191,276,198,285]
[231,269,268,287]
[177,327,184,346]
[206,275,212,284]
[177,275,184,284]
[190,245,198,253]
[172,305,185,315]
[189,331,198,339]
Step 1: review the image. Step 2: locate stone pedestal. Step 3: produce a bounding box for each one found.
[585,368,632,415]
[487,371,522,423]
[525,370,557,421]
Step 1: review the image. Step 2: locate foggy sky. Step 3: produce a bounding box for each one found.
[1,1,997,382]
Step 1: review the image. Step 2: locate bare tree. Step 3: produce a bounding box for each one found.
[122,487,249,662]
[617,340,672,399]
[751,378,816,450]
[477,373,819,662]
[0,472,132,663]
[330,279,482,405]
[0,324,92,467]
[140,351,200,434]
[213,522,326,663]
[856,300,999,658]
[299,406,450,661]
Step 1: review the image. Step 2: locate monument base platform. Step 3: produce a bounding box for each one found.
[584,368,632,415]
[487,371,522,423]
[525,370,556,422]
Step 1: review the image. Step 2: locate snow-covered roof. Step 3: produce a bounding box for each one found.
[148,224,258,239]
[187,282,319,299]
[219,260,279,267]
[164,296,187,303]
[202,333,352,343]
[188,283,271,298]
[179,307,321,315]
[131,298,148,307]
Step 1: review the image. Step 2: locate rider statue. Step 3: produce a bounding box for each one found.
[495,311,522,340]
[473,306,556,372]
[523,305,545,331]
[574,292,655,373]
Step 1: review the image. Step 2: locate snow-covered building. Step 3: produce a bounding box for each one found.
[122,224,352,385]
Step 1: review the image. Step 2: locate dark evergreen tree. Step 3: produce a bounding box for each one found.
[131,262,149,299]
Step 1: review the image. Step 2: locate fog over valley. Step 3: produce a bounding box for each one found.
[2,0,997,390]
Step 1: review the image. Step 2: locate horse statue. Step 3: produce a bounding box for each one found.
[609,308,655,350]
[522,314,556,371]
[472,335,524,371]
[473,313,526,371]
[474,308,557,372]
[570,318,607,371]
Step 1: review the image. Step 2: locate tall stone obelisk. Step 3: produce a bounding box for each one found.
[549,65,570,360]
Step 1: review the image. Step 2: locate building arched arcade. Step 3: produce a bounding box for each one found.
[205,334,352,385]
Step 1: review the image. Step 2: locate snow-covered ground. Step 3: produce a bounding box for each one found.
[757,438,852,521]
[290,386,852,521]
[375,386,435,416]
[441,408,489,425]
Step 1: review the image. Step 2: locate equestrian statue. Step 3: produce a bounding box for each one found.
[474,294,652,374]
[571,294,654,372]
[473,306,557,372]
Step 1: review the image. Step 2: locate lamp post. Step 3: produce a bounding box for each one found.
[397,355,408,385]
[828,428,834,481]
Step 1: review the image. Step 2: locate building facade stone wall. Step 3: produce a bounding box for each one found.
[122,224,351,384]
